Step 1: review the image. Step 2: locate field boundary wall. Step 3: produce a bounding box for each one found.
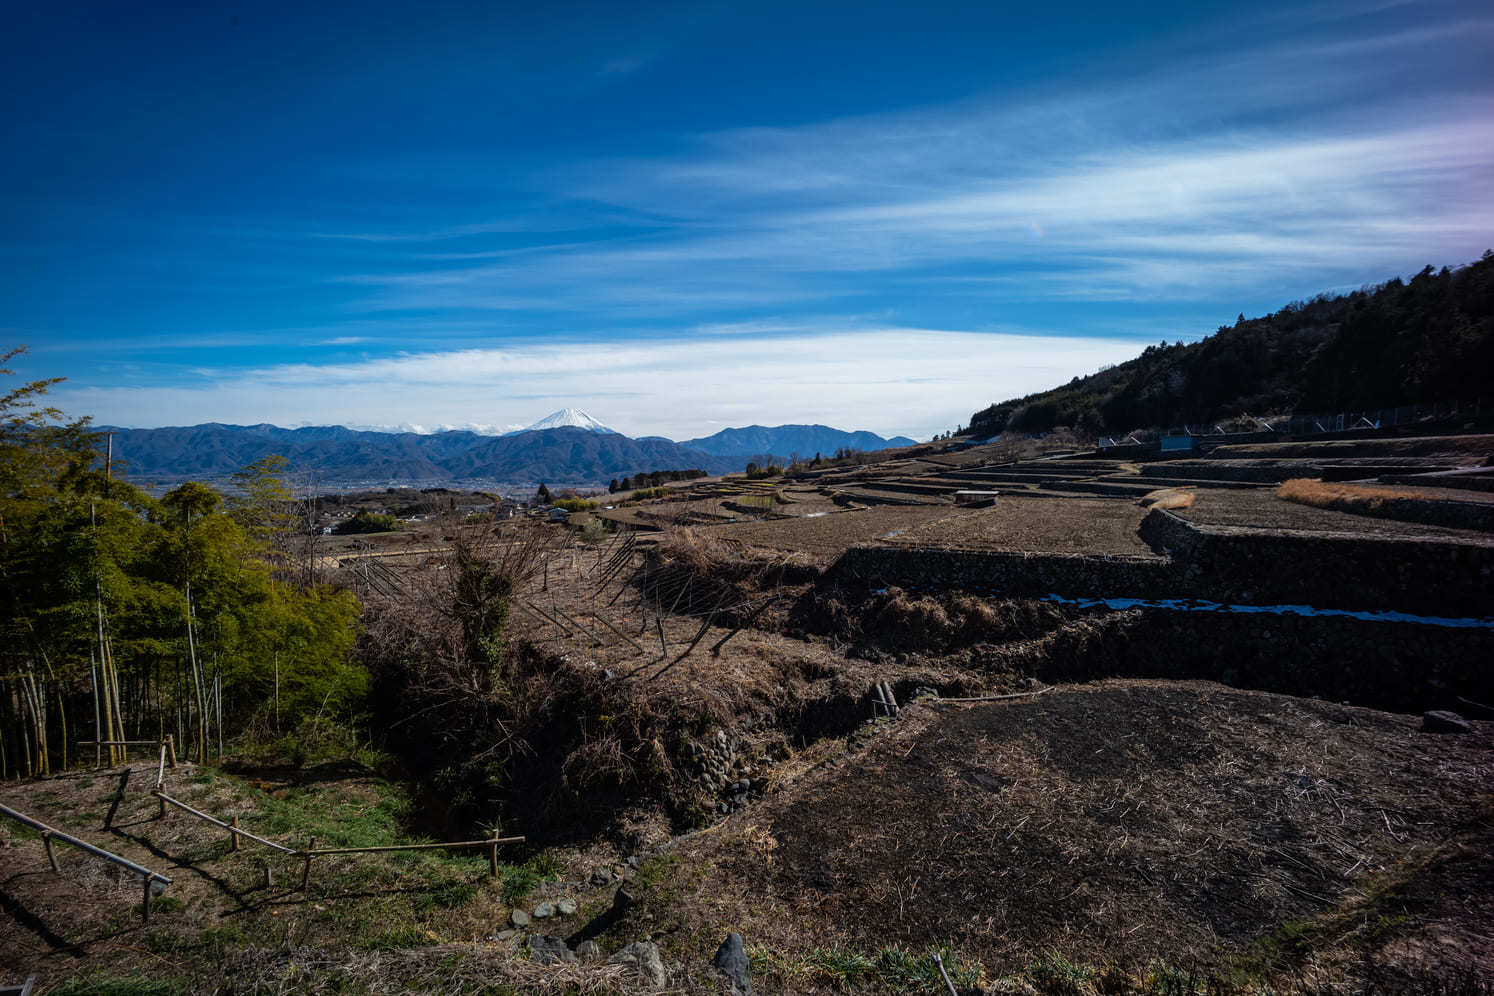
[835,507,1493,617]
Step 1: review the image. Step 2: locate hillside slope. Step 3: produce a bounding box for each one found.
[970,254,1494,437]
[680,423,916,460]
[105,423,736,485]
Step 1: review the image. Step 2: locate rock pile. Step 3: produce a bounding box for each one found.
[687,730,771,814]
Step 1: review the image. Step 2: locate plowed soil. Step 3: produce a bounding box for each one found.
[646,680,1494,987]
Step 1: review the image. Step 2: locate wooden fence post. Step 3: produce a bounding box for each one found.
[300,837,316,890]
[165,735,177,768]
[230,816,240,852]
[141,878,152,923]
[42,832,59,873]
[489,830,500,878]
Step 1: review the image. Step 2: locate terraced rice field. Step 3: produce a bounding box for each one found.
[880,496,1159,555]
[711,506,957,555]
[1178,489,1493,540]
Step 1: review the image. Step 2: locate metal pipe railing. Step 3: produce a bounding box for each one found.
[0,801,172,922]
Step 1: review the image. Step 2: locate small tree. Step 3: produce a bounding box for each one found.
[536,482,551,505]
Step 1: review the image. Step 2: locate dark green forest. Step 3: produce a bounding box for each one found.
[970,254,1494,437]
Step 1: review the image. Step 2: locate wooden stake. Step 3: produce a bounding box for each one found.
[42,832,59,872]
[263,865,273,889]
[300,837,316,890]
[165,734,177,768]
[230,815,241,852]
[142,877,152,923]
[592,611,644,653]
[710,596,778,655]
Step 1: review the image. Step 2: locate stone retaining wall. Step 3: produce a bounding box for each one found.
[835,546,1179,600]
[1026,608,1494,712]
[834,508,1494,617]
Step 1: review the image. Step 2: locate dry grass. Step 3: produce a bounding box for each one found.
[1278,477,1418,512]
[1138,487,1196,510]
[640,680,1494,989]
[1178,489,1488,539]
[1275,478,1494,535]
[882,497,1158,556]
[707,506,956,556]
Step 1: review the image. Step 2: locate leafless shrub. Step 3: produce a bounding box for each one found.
[635,527,818,617]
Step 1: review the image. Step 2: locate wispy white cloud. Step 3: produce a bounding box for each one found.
[327,10,1494,319]
[53,328,1144,441]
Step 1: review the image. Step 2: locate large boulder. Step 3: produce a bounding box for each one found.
[711,932,753,996]
[526,934,575,965]
[608,940,667,986]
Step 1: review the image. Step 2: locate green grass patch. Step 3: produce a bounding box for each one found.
[48,978,184,996]
[357,925,434,950]
[134,895,185,918]
[416,880,478,911]
[499,852,562,905]
[767,944,982,993]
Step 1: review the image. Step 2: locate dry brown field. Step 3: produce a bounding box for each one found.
[880,497,1160,556]
[706,506,956,555]
[1178,489,1494,541]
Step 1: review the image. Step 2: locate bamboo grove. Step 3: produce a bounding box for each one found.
[1,349,362,777]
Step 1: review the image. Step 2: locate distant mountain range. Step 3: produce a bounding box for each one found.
[679,424,916,460]
[100,416,915,489]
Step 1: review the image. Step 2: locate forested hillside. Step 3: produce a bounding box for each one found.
[104,423,737,485]
[678,424,917,460]
[970,254,1494,437]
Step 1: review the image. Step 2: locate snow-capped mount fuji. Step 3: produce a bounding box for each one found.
[515,408,616,434]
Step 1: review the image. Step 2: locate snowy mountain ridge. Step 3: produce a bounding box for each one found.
[516,408,617,434]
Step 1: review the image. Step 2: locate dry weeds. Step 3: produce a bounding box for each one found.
[643,680,1493,989]
[1139,487,1197,510]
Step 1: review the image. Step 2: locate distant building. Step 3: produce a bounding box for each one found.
[1160,434,1194,452]
[954,490,1000,507]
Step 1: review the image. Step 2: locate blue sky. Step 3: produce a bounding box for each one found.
[4,0,1490,441]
